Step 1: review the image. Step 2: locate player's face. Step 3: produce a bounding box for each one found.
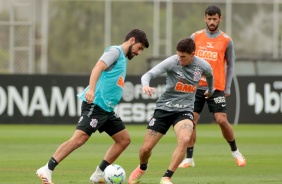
[127,43,145,60]
[177,51,195,66]
[205,14,221,32]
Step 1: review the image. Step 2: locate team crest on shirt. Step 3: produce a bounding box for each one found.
[193,66,202,81]
[90,119,98,128]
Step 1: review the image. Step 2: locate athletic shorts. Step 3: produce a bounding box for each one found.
[76,101,125,136]
[147,109,194,135]
[194,89,227,114]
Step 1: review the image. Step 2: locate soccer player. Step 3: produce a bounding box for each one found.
[128,38,214,184]
[178,5,246,168]
[36,29,149,184]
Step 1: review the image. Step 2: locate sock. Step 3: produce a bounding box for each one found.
[228,140,237,151]
[48,157,58,171]
[163,169,174,178]
[99,160,110,172]
[140,163,148,171]
[186,147,194,158]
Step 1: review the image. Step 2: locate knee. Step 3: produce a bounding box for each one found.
[71,136,88,148]
[217,118,229,126]
[123,137,131,147]
[140,145,152,155]
[120,137,131,149]
[178,136,191,148]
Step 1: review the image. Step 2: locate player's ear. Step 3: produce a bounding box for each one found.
[129,37,135,44]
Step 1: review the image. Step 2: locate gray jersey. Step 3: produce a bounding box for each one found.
[142,55,214,112]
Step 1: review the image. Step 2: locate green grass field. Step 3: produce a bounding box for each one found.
[1,124,282,184]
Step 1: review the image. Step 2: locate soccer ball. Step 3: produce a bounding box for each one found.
[104,164,126,184]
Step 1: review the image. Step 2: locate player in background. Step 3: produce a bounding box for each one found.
[128,38,214,184]
[36,29,149,184]
[178,5,246,168]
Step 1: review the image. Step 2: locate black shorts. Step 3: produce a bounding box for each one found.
[194,89,227,114]
[147,109,194,135]
[76,101,125,136]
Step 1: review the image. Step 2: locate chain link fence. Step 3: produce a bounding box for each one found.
[0,0,34,74]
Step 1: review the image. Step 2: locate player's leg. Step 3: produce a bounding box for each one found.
[36,129,90,184]
[169,119,194,172]
[129,109,170,184]
[36,102,97,184]
[211,90,246,167]
[179,89,205,168]
[90,111,130,183]
[128,128,163,184]
[161,117,194,184]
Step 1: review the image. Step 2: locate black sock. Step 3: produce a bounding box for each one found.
[48,157,58,171]
[99,160,110,172]
[228,140,237,151]
[163,169,174,178]
[186,147,194,158]
[140,163,148,171]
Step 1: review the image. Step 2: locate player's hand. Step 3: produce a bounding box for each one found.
[204,90,214,99]
[85,89,94,104]
[225,93,231,97]
[142,86,156,97]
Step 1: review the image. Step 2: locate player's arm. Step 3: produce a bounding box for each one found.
[85,61,107,104]
[141,56,173,96]
[225,39,235,96]
[204,63,214,99]
[85,48,119,103]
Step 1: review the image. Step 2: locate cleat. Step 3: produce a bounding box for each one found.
[232,149,246,167]
[128,165,146,184]
[90,166,105,184]
[178,158,195,168]
[36,165,54,184]
[160,177,173,184]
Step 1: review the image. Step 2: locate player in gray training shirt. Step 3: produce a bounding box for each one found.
[128,38,214,184]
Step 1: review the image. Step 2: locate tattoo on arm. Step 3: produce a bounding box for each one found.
[148,129,158,137]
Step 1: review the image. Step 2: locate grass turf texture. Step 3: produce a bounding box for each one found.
[0,124,282,184]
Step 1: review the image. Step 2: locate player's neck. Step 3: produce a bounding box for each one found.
[205,28,219,34]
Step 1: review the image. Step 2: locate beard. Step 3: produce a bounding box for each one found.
[207,23,219,32]
[126,44,135,60]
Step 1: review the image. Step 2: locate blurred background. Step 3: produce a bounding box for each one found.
[0,0,281,76]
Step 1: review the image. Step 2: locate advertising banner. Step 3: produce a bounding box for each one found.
[0,75,281,124]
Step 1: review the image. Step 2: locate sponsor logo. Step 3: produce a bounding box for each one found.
[197,50,218,61]
[78,116,83,123]
[175,82,197,93]
[166,101,188,108]
[117,76,125,88]
[248,82,282,114]
[214,96,226,104]
[183,112,193,120]
[206,42,214,48]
